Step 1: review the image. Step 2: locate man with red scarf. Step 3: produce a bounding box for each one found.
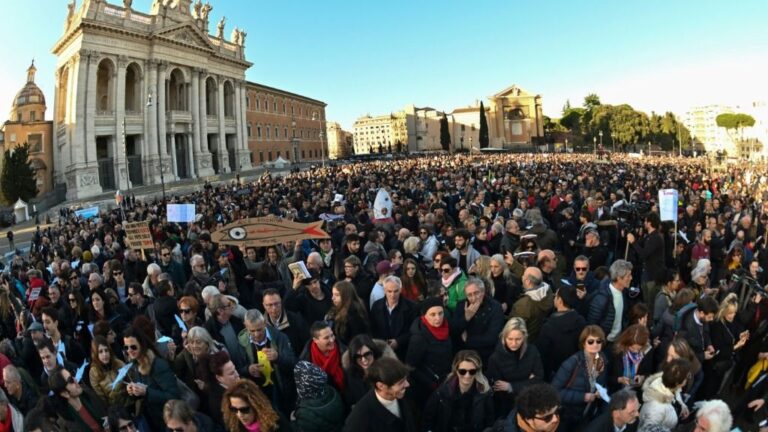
[0,388,22,432]
[300,321,347,393]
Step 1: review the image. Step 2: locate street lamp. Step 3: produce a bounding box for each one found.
[593,136,597,154]
[291,118,299,164]
[121,118,130,194]
[611,133,616,153]
[148,93,166,203]
[469,137,473,151]
[598,130,603,150]
[460,134,464,152]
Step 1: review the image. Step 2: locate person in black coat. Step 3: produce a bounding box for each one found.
[284,271,333,326]
[326,281,369,346]
[450,277,505,364]
[151,279,180,336]
[487,317,544,418]
[422,350,495,432]
[405,297,453,409]
[261,288,308,357]
[536,284,586,380]
[343,357,418,432]
[607,324,655,394]
[341,335,397,407]
[584,388,640,432]
[369,276,416,359]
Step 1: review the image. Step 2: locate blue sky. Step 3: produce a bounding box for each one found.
[0,0,766,129]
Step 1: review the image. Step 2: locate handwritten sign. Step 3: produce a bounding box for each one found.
[124,222,154,250]
[167,204,195,223]
[211,217,329,248]
[658,189,679,222]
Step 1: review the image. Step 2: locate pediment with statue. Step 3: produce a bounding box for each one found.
[153,23,216,52]
[492,85,536,100]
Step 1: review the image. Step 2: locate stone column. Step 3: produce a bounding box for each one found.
[196,70,214,176]
[169,131,179,180]
[217,77,228,173]
[85,52,100,166]
[191,68,201,154]
[187,133,195,178]
[235,81,252,170]
[157,61,168,160]
[145,60,161,185]
[115,56,130,190]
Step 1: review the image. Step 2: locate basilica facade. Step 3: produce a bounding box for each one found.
[52,0,273,200]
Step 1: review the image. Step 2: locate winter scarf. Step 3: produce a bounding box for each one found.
[310,341,345,392]
[420,315,449,341]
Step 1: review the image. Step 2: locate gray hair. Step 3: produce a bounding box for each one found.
[244,309,265,325]
[201,286,219,303]
[307,252,323,267]
[383,275,403,290]
[146,263,161,276]
[186,326,219,353]
[2,365,20,383]
[189,254,205,267]
[403,236,420,255]
[500,317,528,342]
[465,277,486,293]
[88,272,103,284]
[609,389,638,412]
[609,260,633,282]
[694,400,732,432]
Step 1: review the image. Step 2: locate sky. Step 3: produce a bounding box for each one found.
[0,0,766,130]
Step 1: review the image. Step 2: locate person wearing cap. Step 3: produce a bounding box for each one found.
[19,321,46,382]
[368,260,395,309]
[406,296,453,408]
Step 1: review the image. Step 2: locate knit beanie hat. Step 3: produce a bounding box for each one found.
[294,361,327,401]
[420,296,444,316]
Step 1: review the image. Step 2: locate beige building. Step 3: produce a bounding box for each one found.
[487,85,543,148]
[684,105,736,154]
[353,112,407,154]
[52,0,253,200]
[325,122,352,159]
[0,62,55,196]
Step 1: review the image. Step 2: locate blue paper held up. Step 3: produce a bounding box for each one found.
[75,360,89,383]
[174,314,188,333]
[111,363,133,390]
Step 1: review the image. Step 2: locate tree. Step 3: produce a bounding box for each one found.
[562,99,572,114]
[439,113,451,151]
[559,108,584,132]
[583,93,601,111]
[716,113,756,141]
[1,143,38,205]
[479,101,489,149]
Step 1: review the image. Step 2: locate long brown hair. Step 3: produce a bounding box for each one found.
[328,281,367,340]
[613,324,650,354]
[222,379,279,432]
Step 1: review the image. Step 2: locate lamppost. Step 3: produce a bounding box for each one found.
[564,138,568,153]
[598,130,603,150]
[593,136,597,154]
[460,134,464,152]
[469,136,473,150]
[611,133,616,153]
[121,118,130,192]
[291,118,299,164]
[148,93,166,203]
[312,112,325,168]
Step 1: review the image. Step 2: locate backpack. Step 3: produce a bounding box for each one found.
[673,303,698,334]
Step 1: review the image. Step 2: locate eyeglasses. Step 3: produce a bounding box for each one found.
[574,267,588,272]
[69,276,79,281]
[533,406,561,423]
[457,368,477,376]
[586,338,604,345]
[161,253,170,257]
[118,421,136,432]
[123,344,139,352]
[66,376,77,385]
[229,405,252,414]
[354,351,374,361]
[179,308,192,314]
[112,271,123,276]
[167,428,185,432]
[441,268,452,273]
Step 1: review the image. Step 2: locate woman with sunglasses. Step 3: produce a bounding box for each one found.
[123,325,181,431]
[487,317,544,418]
[342,334,396,406]
[106,407,139,432]
[422,350,495,432]
[46,365,109,432]
[552,325,609,430]
[89,335,128,407]
[440,255,467,312]
[406,296,453,409]
[223,379,290,432]
[172,296,204,344]
[162,399,218,432]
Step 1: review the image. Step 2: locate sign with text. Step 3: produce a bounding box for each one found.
[167,204,195,223]
[74,206,99,220]
[124,221,154,250]
[658,189,679,222]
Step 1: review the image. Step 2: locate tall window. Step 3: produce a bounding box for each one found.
[257,126,262,139]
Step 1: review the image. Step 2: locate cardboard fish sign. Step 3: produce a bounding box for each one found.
[211,217,329,248]
[373,189,393,220]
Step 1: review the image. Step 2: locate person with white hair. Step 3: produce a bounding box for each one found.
[691,399,732,432]
[143,262,162,297]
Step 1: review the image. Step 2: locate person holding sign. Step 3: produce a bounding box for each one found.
[626,212,666,308]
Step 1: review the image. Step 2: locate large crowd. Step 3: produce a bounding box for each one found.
[2,153,768,431]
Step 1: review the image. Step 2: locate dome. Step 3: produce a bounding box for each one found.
[12,61,45,108]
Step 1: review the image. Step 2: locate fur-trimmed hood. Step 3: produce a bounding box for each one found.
[342,338,397,370]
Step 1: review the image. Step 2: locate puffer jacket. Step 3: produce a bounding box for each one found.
[639,372,684,430]
[421,377,495,432]
[486,341,544,417]
[405,317,453,403]
[293,385,345,432]
[551,351,608,424]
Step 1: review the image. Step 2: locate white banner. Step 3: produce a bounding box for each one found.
[167,204,196,223]
[658,189,679,222]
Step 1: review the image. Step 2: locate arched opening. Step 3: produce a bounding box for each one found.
[167,68,188,111]
[56,67,69,123]
[124,63,142,113]
[223,81,235,118]
[96,59,115,113]
[205,77,217,115]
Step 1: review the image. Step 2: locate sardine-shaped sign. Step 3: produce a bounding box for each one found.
[211,217,329,247]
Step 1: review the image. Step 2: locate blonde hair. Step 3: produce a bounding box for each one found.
[449,350,491,393]
[717,293,739,322]
[403,236,421,255]
[500,317,528,342]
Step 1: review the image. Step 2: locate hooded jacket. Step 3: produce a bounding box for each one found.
[639,372,684,430]
[510,283,554,341]
[536,309,586,380]
[421,376,495,432]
